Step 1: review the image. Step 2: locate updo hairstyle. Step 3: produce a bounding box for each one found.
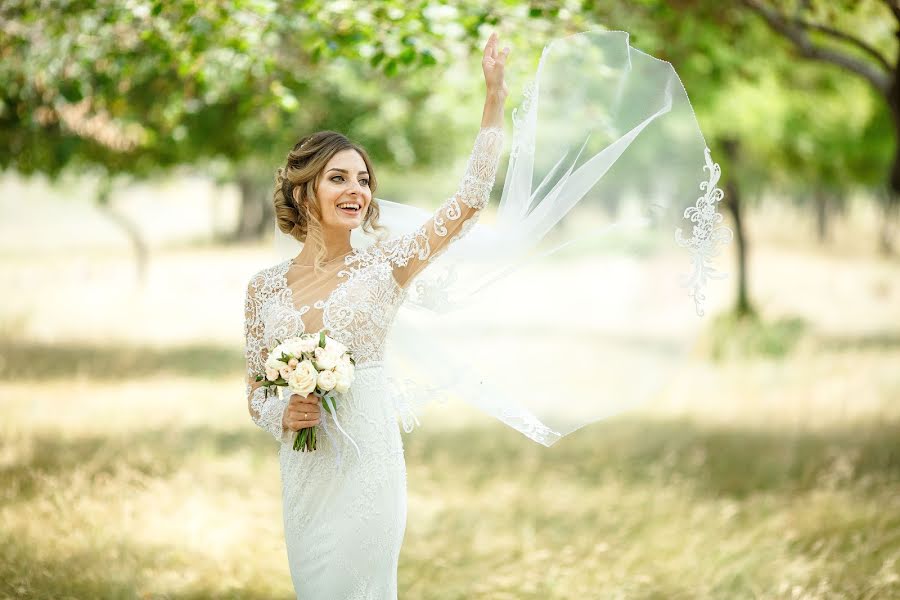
[273,130,385,271]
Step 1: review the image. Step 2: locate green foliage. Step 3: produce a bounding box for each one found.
[0,0,590,183]
[585,0,895,204]
[1,0,893,215]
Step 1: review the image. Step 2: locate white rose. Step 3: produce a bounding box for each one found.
[324,336,347,356]
[288,360,318,396]
[279,339,304,359]
[334,369,353,393]
[333,358,354,393]
[279,364,293,380]
[335,355,354,377]
[313,346,339,371]
[265,352,286,370]
[270,341,290,359]
[297,334,319,354]
[265,367,280,381]
[317,369,337,392]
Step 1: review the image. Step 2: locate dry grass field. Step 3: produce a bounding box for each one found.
[1,176,898,599]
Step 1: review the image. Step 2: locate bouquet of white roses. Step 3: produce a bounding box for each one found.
[255,330,355,451]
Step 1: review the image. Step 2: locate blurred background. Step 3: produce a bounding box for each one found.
[1,1,898,598]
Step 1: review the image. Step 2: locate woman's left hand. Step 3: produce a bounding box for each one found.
[482,31,510,97]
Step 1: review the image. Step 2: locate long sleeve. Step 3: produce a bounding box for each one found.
[382,125,504,289]
[244,274,294,444]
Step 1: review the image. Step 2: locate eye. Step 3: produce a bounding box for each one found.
[330,175,369,186]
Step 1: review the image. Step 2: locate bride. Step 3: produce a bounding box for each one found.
[243,31,510,598]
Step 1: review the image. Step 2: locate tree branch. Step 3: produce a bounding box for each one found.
[802,21,891,71]
[741,0,891,96]
[879,0,900,23]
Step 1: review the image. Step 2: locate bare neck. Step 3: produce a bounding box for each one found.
[294,227,353,265]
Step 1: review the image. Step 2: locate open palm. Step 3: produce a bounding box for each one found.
[482,31,510,95]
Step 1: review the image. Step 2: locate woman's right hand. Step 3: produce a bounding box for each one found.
[282,392,321,432]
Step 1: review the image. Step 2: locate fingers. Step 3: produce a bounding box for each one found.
[287,416,320,431]
[292,403,320,418]
[287,420,319,432]
[289,400,318,411]
[484,31,497,60]
[285,394,322,433]
[289,392,320,408]
[288,395,321,417]
[483,32,510,66]
[285,405,321,431]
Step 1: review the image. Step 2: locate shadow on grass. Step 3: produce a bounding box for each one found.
[4,414,899,507]
[0,425,273,506]
[3,417,899,597]
[404,417,900,500]
[0,338,242,380]
[815,331,900,352]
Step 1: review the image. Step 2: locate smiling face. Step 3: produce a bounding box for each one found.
[314,149,373,232]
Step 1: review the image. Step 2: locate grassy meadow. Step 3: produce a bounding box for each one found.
[1,179,898,599]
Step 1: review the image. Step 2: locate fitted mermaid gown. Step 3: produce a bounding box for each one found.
[242,126,504,599]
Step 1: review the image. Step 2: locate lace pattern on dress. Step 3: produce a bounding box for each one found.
[243,126,505,441]
[244,272,292,443]
[359,125,504,279]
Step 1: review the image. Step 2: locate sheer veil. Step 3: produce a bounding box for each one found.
[274,30,732,446]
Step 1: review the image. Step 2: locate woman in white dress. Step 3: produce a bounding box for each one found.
[243,32,509,599]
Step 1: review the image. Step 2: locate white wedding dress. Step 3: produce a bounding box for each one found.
[243,125,504,599]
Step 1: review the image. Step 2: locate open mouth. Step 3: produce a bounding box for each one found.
[337,202,361,216]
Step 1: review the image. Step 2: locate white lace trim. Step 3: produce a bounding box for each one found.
[675,146,733,317]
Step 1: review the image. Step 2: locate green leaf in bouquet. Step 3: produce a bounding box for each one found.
[319,331,326,348]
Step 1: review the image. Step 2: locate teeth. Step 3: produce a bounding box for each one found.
[338,203,360,210]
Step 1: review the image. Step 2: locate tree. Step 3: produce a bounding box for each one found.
[0,1,592,255]
[739,0,899,253]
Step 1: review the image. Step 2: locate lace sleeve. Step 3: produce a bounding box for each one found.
[244,274,294,444]
[382,125,504,289]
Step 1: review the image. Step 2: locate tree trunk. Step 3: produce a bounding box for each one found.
[884,59,900,255]
[231,173,272,242]
[721,138,754,318]
[878,187,898,255]
[814,188,829,244]
[96,182,148,287]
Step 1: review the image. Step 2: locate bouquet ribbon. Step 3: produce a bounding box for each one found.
[317,391,361,471]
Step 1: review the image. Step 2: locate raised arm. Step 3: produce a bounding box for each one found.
[386,32,510,289]
[244,273,293,444]
[387,123,504,289]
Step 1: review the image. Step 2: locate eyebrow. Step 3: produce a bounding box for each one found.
[327,168,369,175]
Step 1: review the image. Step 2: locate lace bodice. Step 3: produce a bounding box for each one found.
[244,125,505,441]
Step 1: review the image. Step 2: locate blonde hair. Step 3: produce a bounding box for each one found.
[273,130,385,272]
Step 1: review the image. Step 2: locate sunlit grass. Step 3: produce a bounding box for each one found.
[1,199,899,597]
[2,344,898,598]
